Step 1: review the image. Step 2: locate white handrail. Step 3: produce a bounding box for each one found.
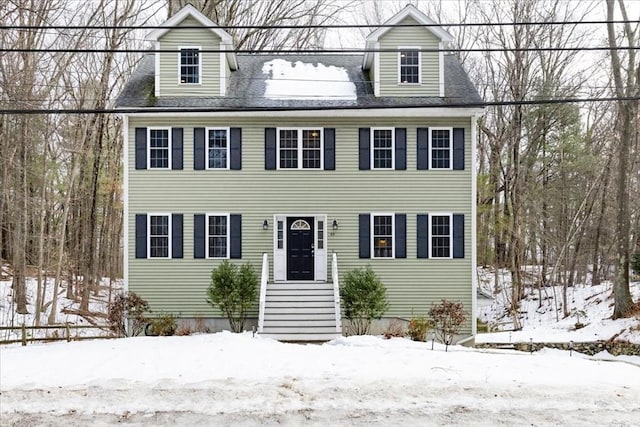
[258,253,269,333]
[331,252,342,334]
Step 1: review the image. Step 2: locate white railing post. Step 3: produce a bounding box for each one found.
[331,252,342,334]
[258,253,269,333]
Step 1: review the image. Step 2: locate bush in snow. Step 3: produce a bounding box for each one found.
[107,292,149,337]
[146,312,177,336]
[340,266,389,335]
[429,299,466,349]
[207,261,258,333]
[407,314,432,342]
[383,318,406,339]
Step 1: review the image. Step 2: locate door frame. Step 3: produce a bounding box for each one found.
[273,213,327,282]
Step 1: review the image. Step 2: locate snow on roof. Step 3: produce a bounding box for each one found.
[262,59,357,101]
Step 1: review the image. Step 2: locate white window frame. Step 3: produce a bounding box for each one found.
[205,127,230,170]
[276,127,324,170]
[147,213,171,259]
[371,127,395,170]
[429,127,453,170]
[206,213,230,259]
[147,127,172,170]
[178,46,202,85]
[429,213,453,259]
[397,46,422,85]
[371,213,395,259]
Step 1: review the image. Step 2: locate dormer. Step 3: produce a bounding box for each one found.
[362,5,453,97]
[146,4,238,97]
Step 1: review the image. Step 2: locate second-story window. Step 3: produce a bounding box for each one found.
[207,128,229,169]
[148,128,170,169]
[180,47,200,84]
[399,49,420,84]
[430,127,453,169]
[278,128,323,169]
[371,128,394,169]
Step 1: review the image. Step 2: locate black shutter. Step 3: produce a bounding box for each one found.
[358,128,370,170]
[171,128,183,170]
[230,127,242,170]
[359,214,370,258]
[417,127,429,170]
[453,214,465,258]
[395,128,406,170]
[453,128,465,170]
[265,128,277,170]
[324,128,335,170]
[395,213,406,258]
[172,214,183,258]
[194,214,206,259]
[230,214,242,259]
[194,127,206,170]
[135,214,147,258]
[417,214,429,258]
[135,128,147,170]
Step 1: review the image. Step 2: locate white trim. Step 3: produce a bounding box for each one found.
[154,41,160,97]
[397,46,422,85]
[178,46,202,85]
[147,213,172,259]
[428,127,453,170]
[147,127,172,170]
[471,115,478,336]
[273,213,328,281]
[371,213,395,259]
[373,42,380,96]
[122,115,129,293]
[205,127,230,170]
[219,43,227,96]
[370,127,395,170]
[439,42,445,97]
[205,213,230,259]
[146,4,233,45]
[428,213,453,260]
[276,127,324,170]
[123,107,485,119]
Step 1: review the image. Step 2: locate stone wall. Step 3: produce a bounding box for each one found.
[475,341,640,356]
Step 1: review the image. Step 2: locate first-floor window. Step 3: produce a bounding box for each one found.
[278,128,322,169]
[372,128,394,169]
[208,128,228,169]
[431,214,452,258]
[430,128,452,169]
[149,128,170,169]
[149,214,170,258]
[372,214,394,258]
[208,214,229,258]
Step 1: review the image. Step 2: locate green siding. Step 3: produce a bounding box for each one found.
[128,115,473,332]
[378,16,440,96]
[158,17,222,96]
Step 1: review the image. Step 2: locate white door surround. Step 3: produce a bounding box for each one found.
[273,214,327,282]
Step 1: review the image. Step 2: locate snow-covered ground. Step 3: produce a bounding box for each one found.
[1,332,639,426]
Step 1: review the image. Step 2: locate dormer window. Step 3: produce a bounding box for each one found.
[179,47,200,84]
[399,48,420,84]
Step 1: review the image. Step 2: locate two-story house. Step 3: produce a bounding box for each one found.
[116,4,483,341]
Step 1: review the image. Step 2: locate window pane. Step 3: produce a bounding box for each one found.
[431,130,451,169]
[317,220,324,250]
[180,49,199,83]
[302,129,321,169]
[373,129,393,169]
[208,129,228,169]
[149,129,169,169]
[400,50,419,83]
[208,215,227,258]
[279,129,298,168]
[373,215,393,258]
[431,215,451,258]
[277,220,284,249]
[149,215,169,258]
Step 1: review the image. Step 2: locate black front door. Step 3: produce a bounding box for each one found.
[287,217,314,281]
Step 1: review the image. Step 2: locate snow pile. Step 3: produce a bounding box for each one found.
[476,267,640,344]
[1,333,638,425]
[262,59,357,100]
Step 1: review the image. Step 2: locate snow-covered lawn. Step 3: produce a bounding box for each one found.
[1,333,638,425]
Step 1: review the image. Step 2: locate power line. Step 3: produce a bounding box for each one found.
[1,20,638,30]
[1,96,638,115]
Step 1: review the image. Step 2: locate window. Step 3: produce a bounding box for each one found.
[179,47,200,84]
[430,127,452,170]
[431,214,452,258]
[148,128,170,169]
[148,214,170,258]
[207,214,229,258]
[372,214,394,258]
[317,220,324,250]
[277,128,323,169]
[207,128,229,169]
[371,128,394,169]
[399,49,420,84]
[277,220,284,249]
